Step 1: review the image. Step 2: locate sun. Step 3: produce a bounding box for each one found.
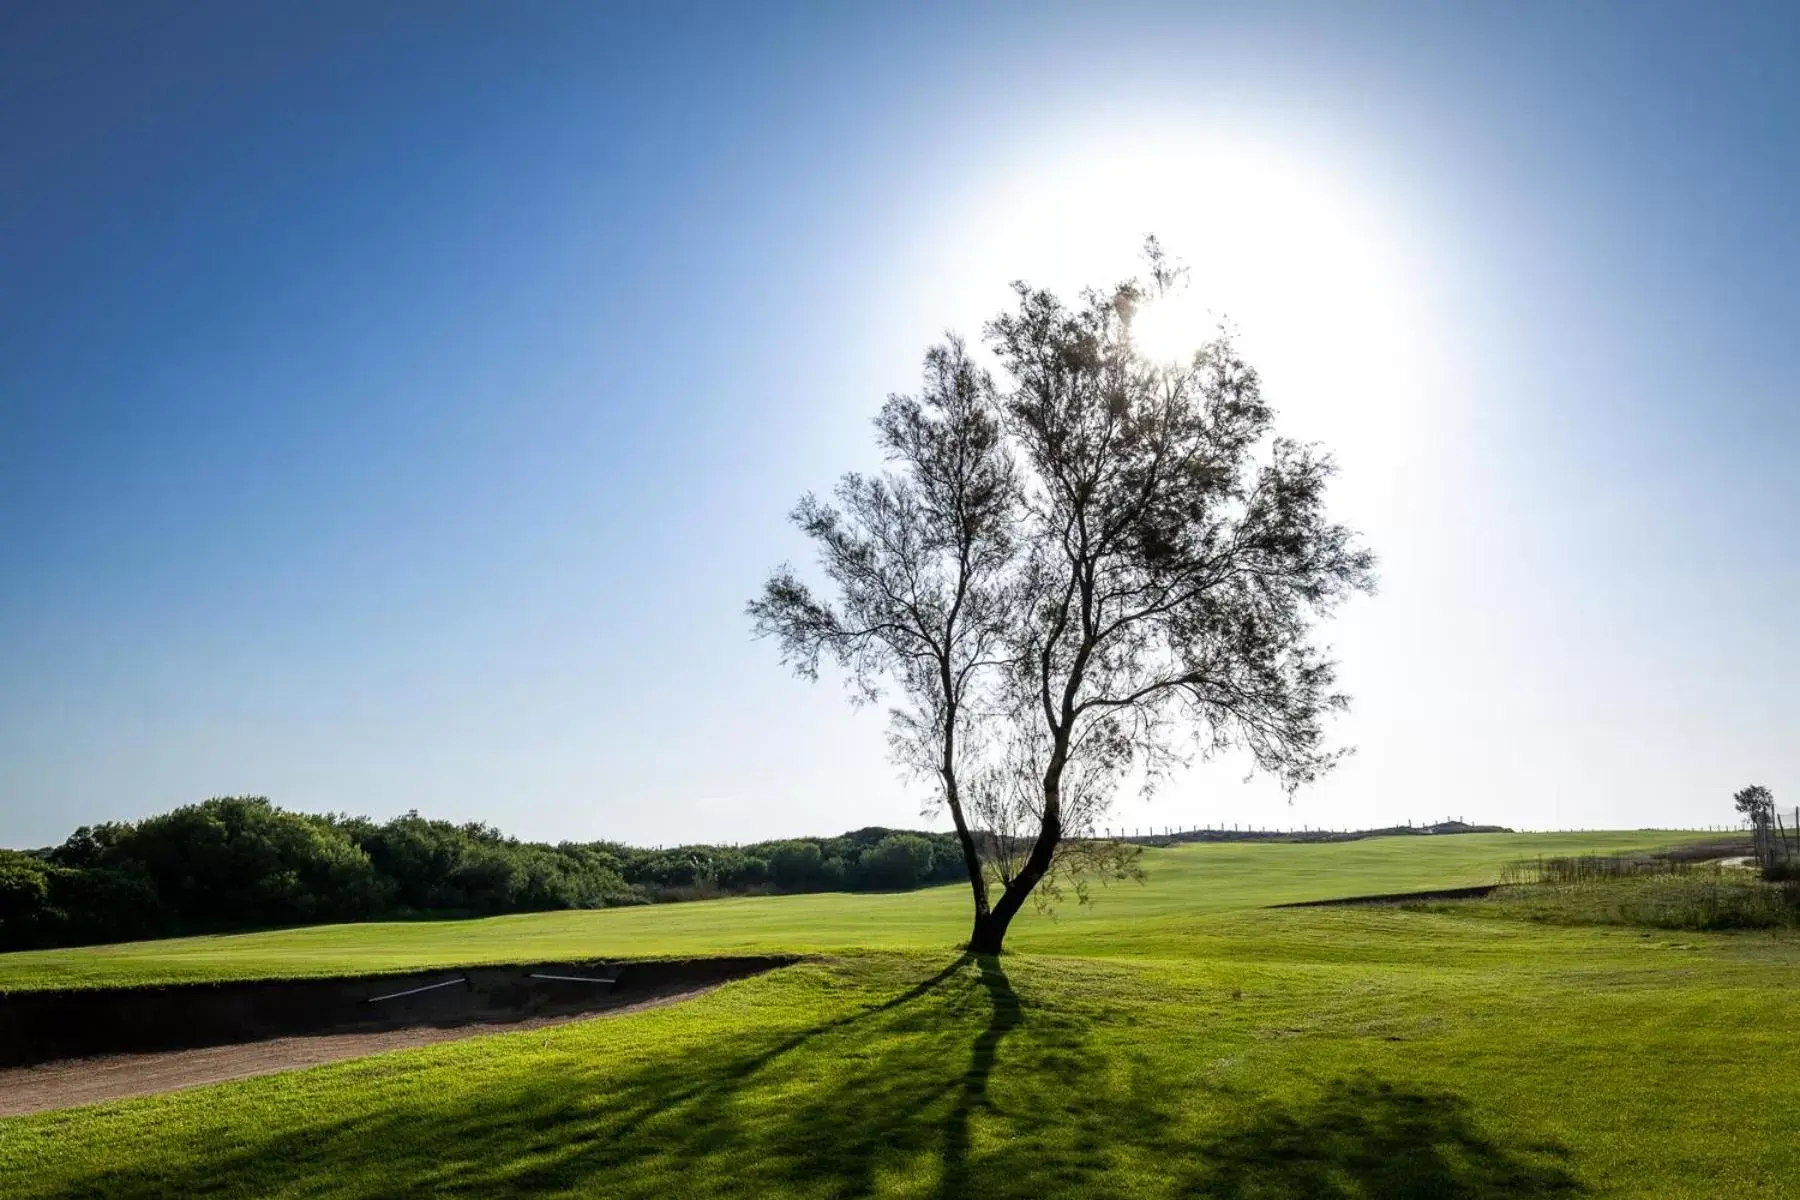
[1130,288,1214,365]
[883,114,1448,502]
[913,116,1426,379]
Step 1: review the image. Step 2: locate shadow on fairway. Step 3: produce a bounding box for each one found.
[938,953,1022,1197]
[30,955,1581,1199]
[1180,1075,1584,1198]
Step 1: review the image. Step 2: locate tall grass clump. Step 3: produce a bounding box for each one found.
[1480,854,1800,931]
[1498,853,1698,886]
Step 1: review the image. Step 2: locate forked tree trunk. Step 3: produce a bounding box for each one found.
[959,857,994,951]
[968,911,1008,955]
[964,812,1062,955]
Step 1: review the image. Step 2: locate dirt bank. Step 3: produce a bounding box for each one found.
[0,984,732,1117]
[0,955,794,1068]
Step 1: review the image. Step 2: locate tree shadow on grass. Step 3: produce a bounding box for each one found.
[26,958,1580,1200]
[1179,1075,1585,1199]
[29,954,1070,1199]
[939,954,1021,1197]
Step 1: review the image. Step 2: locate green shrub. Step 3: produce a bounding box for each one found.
[858,834,936,891]
[0,852,52,945]
[767,841,826,890]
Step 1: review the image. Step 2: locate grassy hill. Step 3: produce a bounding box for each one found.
[0,829,1696,991]
[3,828,1795,1198]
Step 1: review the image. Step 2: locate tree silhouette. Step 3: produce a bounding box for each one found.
[1735,784,1777,870]
[753,240,1375,953]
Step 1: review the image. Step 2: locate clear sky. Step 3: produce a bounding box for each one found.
[3,2,1795,849]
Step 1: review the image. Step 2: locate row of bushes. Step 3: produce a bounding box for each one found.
[0,797,970,951]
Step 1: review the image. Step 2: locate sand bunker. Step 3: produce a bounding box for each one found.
[0,955,792,1116]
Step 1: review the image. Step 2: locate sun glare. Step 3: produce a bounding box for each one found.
[1130,289,1214,365]
[899,117,1450,500]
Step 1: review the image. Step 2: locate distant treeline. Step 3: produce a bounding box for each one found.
[0,796,968,951]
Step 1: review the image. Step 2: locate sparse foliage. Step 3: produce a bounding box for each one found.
[750,338,1020,938]
[752,240,1376,953]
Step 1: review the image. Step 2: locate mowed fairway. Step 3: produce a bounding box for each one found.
[3,830,1796,1198]
[0,831,1699,990]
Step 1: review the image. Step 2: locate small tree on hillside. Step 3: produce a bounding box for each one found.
[753,242,1376,954]
[1735,784,1777,870]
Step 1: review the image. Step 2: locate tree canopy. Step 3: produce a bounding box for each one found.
[753,241,1376,953]
[1734,784,1775,826]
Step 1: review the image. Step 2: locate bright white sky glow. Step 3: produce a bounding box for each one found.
[866,122,1468,834]
[5,7,1794,848]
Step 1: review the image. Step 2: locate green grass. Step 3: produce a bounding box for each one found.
[5,828,1796,1198]
[0,830,1697,991]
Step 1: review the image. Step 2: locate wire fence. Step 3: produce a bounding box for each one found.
[1090,822,1757,846]
[1752,808,1800,876]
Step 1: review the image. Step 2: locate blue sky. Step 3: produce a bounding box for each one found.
[3,2,1795,848]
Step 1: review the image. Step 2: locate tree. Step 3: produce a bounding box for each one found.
[750,339,1019,947]
[1736,784,1775,826]
[767,840,826,890]
[752,242,1376,953]
[1735,784,1777,869]
[0,852,53,946]
[859,833,936,890]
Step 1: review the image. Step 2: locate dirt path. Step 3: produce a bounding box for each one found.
[0,984,714,1118]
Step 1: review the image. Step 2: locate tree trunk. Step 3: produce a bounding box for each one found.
[956,832,991,928]
[968,910,1008,955]
[964,811,1062,955]
[939,763,992,943]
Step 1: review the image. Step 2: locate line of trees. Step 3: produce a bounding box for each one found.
[0,796,966,951]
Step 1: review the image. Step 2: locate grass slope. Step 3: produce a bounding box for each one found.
[5,829,1796,1199]
[0,830,1696,991]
